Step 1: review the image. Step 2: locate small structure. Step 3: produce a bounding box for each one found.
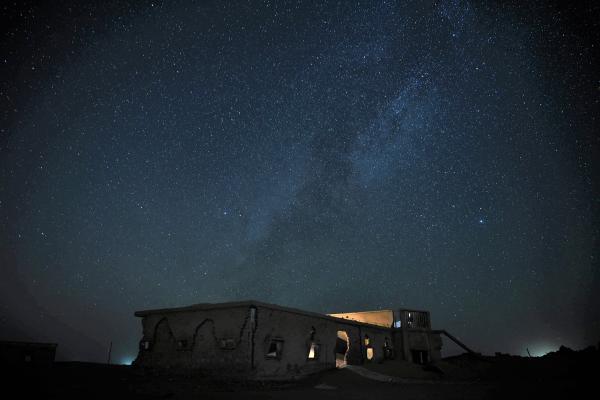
[133,300,447,379]
[0,341,57,365]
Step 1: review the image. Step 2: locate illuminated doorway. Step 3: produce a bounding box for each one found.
[335,330,349,368]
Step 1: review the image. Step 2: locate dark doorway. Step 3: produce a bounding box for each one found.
[411,349,429,365]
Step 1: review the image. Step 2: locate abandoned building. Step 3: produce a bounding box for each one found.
[0,340,57,365]
[133,300,472,379]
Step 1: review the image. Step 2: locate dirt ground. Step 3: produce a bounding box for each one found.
[4,348,597,399]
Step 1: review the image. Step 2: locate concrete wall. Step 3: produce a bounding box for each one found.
[134,305,254,375]
[134,303,441,379]
[251,305,394,378]
[0,341,57,365]
[401,330,443,363]
[429,332,443,361]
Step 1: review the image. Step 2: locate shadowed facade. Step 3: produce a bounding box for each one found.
[133,300,447,379]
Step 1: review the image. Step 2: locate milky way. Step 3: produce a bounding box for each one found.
[1,1,598,363]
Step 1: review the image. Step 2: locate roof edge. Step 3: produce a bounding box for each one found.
[133,300,400,330]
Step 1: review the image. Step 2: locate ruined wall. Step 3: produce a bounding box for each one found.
[429,332,443,361]
[252,306,395,379]
[251,306,335,378]
[401,330,443,363]
[392,331,405,360]
[134,305,254,375]
[0,341,57,365]
[133,303,430,379]
[353,324,396,365]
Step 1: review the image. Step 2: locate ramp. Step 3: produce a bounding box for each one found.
[432,330,477,354]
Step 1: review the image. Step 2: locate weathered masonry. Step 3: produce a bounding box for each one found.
[133,300,445,379]
[0,341,57,365]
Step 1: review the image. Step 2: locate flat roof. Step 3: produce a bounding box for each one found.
[135,300,401,331]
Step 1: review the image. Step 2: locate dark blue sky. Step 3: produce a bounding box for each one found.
[1,0,598,363]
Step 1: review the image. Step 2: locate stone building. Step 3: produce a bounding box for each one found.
[0,341,57,365]
[133,300,444,379]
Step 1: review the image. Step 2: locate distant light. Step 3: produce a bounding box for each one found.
[527,343,557,357]
[120,356,135,365]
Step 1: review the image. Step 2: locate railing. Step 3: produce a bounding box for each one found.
[395,310,431,329]
[431,329,477,354]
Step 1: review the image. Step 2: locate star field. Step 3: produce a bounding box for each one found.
[1,0,598,363]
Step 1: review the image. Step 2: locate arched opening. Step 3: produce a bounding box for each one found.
[335,330,349,368]
[307,326,320,360]
[153,318,176,352]
[191,319,218,369]
[151,318,178,367]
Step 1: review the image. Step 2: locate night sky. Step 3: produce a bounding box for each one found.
[1,1,598,364]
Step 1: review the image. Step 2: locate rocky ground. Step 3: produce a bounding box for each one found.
[4,346,597,399]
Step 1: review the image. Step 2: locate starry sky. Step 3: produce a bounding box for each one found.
[1,0,598,363]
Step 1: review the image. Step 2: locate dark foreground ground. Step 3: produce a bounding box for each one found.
[4,346,598,399]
